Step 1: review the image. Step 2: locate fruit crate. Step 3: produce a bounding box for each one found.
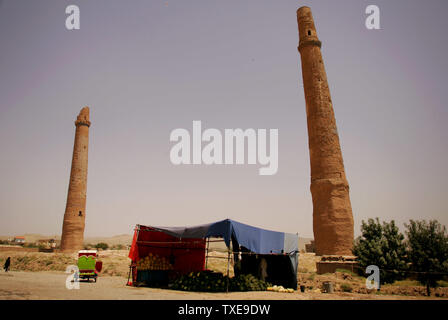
[136,270,169,286]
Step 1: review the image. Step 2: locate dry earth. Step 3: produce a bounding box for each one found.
[0,248,447,300]
[0,271,441,300]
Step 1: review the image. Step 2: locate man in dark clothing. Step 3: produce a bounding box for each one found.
[4,257,10,272]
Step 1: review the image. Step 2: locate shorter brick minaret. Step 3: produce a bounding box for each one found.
[60,107,91,252]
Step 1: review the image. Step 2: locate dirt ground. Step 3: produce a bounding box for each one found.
[1,249,447,300]
[0,271,441,300]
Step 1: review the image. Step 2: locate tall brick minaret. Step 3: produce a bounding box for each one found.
[60,107,91,252]
[297,7,354,256]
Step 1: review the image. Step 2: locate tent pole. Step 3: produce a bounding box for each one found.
[226,220,231,293]
[226,249,230,293]
[205,238,209,270]
[126,264,132,286]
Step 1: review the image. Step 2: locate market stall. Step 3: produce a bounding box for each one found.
[127,219,299,290]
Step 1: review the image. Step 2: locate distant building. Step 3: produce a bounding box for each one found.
[37,239,59,248]
[14,236,25,244]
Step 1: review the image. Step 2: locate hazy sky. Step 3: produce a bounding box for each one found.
[1,0,447,238]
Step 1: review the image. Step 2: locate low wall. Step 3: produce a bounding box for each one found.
[316,261,358,275]
[0,246,39,252]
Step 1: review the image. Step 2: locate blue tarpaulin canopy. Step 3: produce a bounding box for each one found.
[150,219,298,256]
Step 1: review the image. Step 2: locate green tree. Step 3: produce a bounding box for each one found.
[405,220,448,296]
[95,242,109,250]
[353,218,408,284]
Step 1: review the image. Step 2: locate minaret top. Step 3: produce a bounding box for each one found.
[297,7,322,52]
[75,106,91,127]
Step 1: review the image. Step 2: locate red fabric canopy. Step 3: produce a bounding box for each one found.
[128,225,206,274]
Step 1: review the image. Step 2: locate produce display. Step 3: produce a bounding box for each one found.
[169,271,272,292]
[229,274,272,292]
[267,285,295,293]
[137,253,173,271]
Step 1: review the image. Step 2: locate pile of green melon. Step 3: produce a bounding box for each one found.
[229,274,272,292]
[169,270,271,292]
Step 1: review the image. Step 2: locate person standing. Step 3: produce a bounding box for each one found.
[4,257,11,272]
[258,257,268,281]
